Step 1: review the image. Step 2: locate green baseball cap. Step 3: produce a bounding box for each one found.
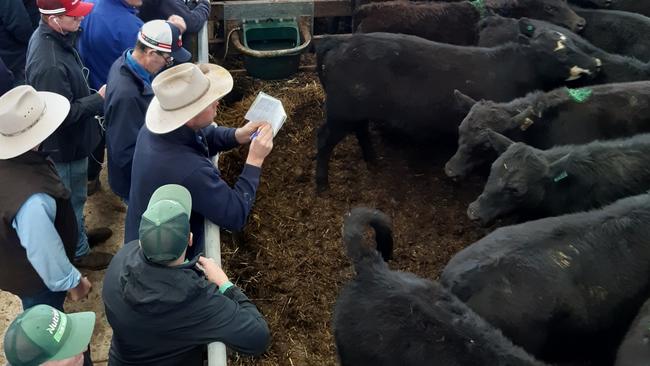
[139,184,192,264]
[4,305,95,366]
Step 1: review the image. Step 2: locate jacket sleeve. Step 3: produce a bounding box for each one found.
[203,125,240,154]
[12,194,82,292]
[105,96,142,169]
[162,0,211,33]
[0,58,14,95]
[29,65,105,128]
[182,162,261,231]
[1,0,35,44]
[194,283,270,356]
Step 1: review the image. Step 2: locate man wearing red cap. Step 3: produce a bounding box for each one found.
[25,0,114,270]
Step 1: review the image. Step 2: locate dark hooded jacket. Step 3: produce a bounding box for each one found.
[25,23,103,163]
[102,241,270,366]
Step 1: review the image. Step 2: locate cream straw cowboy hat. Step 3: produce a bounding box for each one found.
[146,63,234,134]
[0,85,70,160]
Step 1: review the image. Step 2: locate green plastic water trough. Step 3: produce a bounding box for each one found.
[232,18,312,80]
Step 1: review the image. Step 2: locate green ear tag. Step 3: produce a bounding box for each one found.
[470,0,487,17]
[566,88,593,103]
[553,171,568,182]
[526,25,534,34]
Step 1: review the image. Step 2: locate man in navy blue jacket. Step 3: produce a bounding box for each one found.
[104,20,191,202]
[125,63,274,254]
[104,184,269,365]
[138,0,210,43]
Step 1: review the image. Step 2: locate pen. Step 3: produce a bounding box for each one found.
[250,130,260,140]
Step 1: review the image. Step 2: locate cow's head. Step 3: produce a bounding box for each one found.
[445,91,536,180]
[467,131,569,226]
[518,0,586,32]
[519,20,600,83]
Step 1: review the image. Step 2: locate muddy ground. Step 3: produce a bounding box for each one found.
[0,71,491,365]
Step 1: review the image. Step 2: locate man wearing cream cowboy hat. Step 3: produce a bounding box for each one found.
[0,86,94,312]
[125,63,274,254]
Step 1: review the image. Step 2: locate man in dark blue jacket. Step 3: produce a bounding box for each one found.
[138,0,210,43]
[27,0,113,269]
[124,63,274,255]
[104,184,270,365]
[104,20,191,202]
[0,0,36,85]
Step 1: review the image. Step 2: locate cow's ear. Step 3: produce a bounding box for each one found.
[486,129,515,154]
[548,154,571,183]
[454,90,477,111]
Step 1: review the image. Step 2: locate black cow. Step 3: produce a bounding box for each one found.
[468,132,650,225]
[615,297,650,366]
[354,1,481,45]
[444,81,650,180]
[478,16,650,85]
[440,194,650,364]
[570,0,650,20]
[574,8,650,61]
[315,28,600,191]
[354,0,585,45]
[334,207,549,366]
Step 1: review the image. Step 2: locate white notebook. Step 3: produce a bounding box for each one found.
[244,91,287,137]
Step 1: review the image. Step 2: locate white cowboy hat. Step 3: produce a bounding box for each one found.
[0,85,70,160]
[146,63,234,134]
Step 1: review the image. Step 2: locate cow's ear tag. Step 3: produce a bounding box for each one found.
[566,88,593,103]
[553,171,568,182]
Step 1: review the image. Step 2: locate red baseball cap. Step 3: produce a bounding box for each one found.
[37,0,94,17]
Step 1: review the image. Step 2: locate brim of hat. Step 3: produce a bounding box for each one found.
[50,311,95,361]
[172,47,192,64]
[145,64,233,134]
[66,1,93,16]
[0,91,70,160]
[148,184,192,215]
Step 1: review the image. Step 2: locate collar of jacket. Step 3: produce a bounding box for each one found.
[160,125,210,156]
[8,150,52,165]
[122,50,154,91]
[40,23,81,50]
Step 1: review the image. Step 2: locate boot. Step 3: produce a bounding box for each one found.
[73,251,113,271]
[87,227,112,247]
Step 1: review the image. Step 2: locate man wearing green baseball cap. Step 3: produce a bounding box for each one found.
[102,184,269,365]
[3,304,95,366]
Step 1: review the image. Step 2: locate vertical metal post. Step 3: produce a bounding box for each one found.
[205,149,228,366]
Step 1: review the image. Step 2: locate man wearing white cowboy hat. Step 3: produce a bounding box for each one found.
[26,0,114,270]
[124,63,274,255]
[0,85,94,313]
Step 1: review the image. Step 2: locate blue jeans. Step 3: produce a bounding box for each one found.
[55,158,90,258]
[20,288,67,311]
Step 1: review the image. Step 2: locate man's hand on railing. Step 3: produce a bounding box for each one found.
[197,256,230,287]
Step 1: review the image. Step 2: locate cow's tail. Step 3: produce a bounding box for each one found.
[343,207,393,271]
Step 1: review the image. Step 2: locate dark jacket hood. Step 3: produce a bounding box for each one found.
[119,248,208,314]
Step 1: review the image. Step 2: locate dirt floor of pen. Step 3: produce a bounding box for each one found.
[0,71,492,365]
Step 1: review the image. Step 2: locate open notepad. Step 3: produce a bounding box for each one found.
[244,92,287,137]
